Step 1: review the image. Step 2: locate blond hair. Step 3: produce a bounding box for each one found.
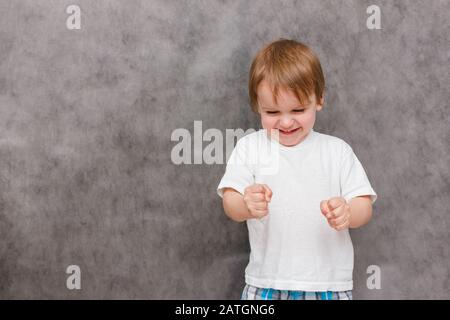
[248,39,325,113]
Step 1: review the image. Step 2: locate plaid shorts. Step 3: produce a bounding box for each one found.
[241,284,353,300]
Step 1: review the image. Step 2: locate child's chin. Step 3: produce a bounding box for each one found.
[279,133,305,146]
[265,128,304,146]
[275,135,295,146]
[279,140,299,147]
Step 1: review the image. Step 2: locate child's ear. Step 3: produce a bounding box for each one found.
[256,101,262,114]
[317,96,324,111]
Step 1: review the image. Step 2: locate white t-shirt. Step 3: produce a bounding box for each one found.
[217,128,377,292]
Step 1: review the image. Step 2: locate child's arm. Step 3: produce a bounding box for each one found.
[320,195,373,230]
[222,188,253,222]
[222,185,273,222]
[348,195,373,229]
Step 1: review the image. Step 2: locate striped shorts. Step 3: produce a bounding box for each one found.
[241,284,353,300]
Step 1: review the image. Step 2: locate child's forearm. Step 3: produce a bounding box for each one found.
[222,188,253,222]
[348,196,373,228]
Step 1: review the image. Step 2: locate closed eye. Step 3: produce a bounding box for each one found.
[265,109,305,114]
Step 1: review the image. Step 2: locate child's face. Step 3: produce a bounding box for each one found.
[257,80,324,147]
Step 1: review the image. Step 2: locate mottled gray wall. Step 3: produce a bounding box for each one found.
[0,0,448,299]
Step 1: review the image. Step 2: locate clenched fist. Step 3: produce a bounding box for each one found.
[243,184,273,219]
[320,197,351,231]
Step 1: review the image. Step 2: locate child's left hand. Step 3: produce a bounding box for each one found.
[320,197,351,231]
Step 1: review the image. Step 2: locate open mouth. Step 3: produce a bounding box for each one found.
[279,127,301,135]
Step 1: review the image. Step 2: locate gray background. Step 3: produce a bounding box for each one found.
[0,0,448,299]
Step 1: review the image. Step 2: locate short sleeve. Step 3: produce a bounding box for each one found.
[217,139,255,198]
[340,146,378,204]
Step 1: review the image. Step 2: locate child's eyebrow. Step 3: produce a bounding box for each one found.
[261,105,308,110]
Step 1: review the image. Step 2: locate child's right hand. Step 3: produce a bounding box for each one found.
[243,184,273,219]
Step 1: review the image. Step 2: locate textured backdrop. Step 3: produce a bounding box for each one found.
[0,0,449,299]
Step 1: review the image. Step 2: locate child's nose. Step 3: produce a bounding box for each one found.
[280,115,294,128]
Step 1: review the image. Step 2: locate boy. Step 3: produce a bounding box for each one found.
[217,39,377,300]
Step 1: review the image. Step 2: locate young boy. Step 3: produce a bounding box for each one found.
[217,39,377,300]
